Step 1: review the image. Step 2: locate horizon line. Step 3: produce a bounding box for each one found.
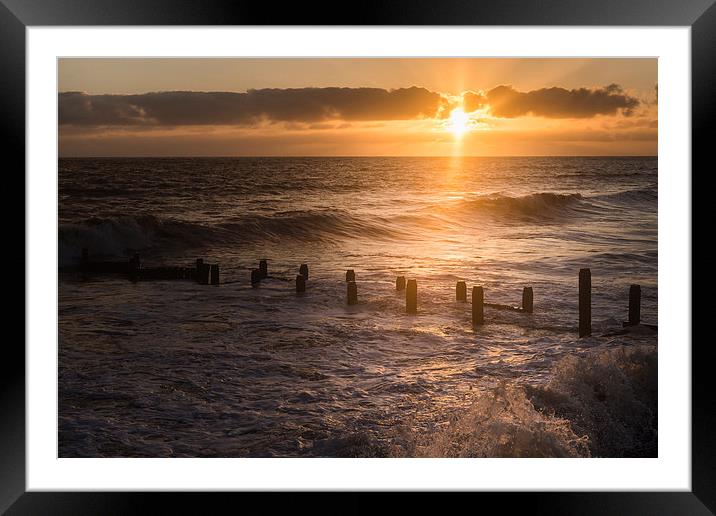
[58,154,658,159]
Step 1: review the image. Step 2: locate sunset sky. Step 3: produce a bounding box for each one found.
[58,58,657,157]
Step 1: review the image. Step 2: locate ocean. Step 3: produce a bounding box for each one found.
[58,156,658,458]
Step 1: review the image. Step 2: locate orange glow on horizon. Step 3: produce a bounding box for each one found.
[57,58,658,157]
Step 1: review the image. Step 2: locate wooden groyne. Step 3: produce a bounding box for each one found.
[579,268,591,337]
[472,286,484,326]
[456,281,467,302]
[406,279,418,314]
[67,248,221,285]
[522,287,533,313]
[396,276,406,291]
[65,250,654,336]
[347,281,358,305]
[625,284,641,326]
[296,274,306,293]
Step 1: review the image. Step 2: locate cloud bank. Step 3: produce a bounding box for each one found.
[463,84,639,118]
[59,84,642,127]
[59,87,448,126]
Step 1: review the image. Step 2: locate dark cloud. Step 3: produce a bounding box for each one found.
[481,84,639,118]
[59,87,447,126]
[60,83,642,127]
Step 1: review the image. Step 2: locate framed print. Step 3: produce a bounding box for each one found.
[3,0,713,513]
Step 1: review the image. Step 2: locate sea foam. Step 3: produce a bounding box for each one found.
[390,344,656,458]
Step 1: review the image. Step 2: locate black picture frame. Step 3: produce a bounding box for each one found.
[2,0,711,513]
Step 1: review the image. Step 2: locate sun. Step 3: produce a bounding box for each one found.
[447,108,470,138]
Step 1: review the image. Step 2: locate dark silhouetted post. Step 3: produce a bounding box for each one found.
[406,279,417,314]
[195,258,203,280]
[522,287,533,313]
[210,264,219,285]
[628,284,641,325]
[196,258,205,284]
[251,268,261,286]
[347,281,358,305]
[299,264,309,280]
[396,276,406,291]
[456,281,467,302]
[472,286,484,326]
[198,263,210,285]
[296,274,306,293]
[579,268,591,337]
[346,269,355,282]
[259,259,268,279]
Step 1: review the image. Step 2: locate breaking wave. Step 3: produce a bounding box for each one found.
[58,210,400,265]
[433,188,656,222]
[58,188,655,265]
[526,344,657,457]
[389,344,657,458]
[436,192,586,221]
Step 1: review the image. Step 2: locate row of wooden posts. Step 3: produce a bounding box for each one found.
[289,263,639,338]
[342,270,529,328]
[76,249,644,337]
[79,249,220,284]
[579,268,643,335]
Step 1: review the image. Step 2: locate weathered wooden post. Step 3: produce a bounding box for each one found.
[456,281,467,302]
[472,286,484,326]
[579,268,591,337]
[346,269,356,282]
[296,274,306,293]
[251,268,261,286]
[210,264,220,285]
[396,276,406,291]
[406,279,417,313]
[194,258,204,283]
[347,281,358,305]
[628,284,641,326]
[198,263,210,285]
[522,287,533,313]
[299,264,309,280]
[259,259,268,279]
